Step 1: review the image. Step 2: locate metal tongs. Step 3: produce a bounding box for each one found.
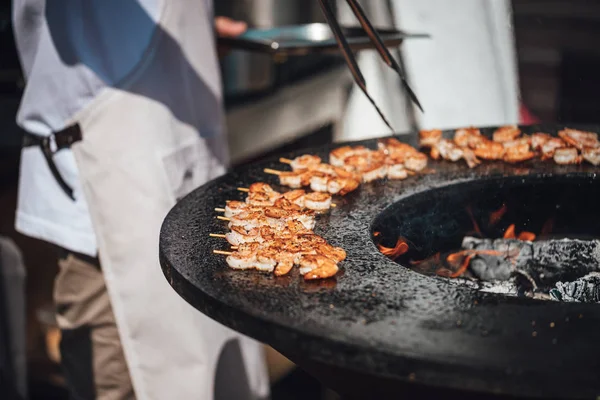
[317,0,423,132]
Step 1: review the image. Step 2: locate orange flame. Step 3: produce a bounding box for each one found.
[377,237,410,258]
[518,232,536,241]
[444,250,503,278]
[504,224,536,241]
[489,204,507,226]
[503,224,516,239]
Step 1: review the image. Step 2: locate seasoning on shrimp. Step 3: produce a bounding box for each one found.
[473,140,505,160]
[553,147,581,165]
[419,129,443,148]
[541,138,567,160]
[582,147,600,166]
[504,143,535,163]
[531,133,552,152]
[493,125,521,143]
[558,129,600,150]
[454,127,485,148]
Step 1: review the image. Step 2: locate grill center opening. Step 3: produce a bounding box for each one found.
[372,175,600,302]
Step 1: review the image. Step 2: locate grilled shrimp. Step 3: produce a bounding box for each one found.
[303,192,333,212]
[274,253,295,277]
[558,129,600,150]
[387,164,408,180]
[309,171,331,192]
[553,147,581,165]
[461,147,481,169]
[541,138,567,160]
[289,155,322,171]
[278,171,305,189]
[404,152,428,172]
[249,183,276,194]
[504,143,535,163]
[304,258,339,280]
[582,147,600,166]
[316,244,347,263]
[531,133,552,152]
[282,189,306,206]
[473,140,505,160]
[502,136,531,149]
[454,127,485,148]
[419,129,443,148]
[361,162,388,183]
[226,226,262,246]
[436,139,464,162]
[329,145,370,167]
[493,125,521,143]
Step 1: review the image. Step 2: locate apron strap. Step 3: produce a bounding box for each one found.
[21,124,83,201]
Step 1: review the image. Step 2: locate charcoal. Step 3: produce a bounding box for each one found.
[551,273,600,303]
[461,237,600,287]
[462,237,533,282]
[468,256,513,281]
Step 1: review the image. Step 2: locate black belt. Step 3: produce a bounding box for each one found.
[22,124,83,201]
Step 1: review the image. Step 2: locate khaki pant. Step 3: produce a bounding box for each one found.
[54,251,135,400]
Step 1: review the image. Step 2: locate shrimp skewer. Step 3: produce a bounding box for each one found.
[218,237,344,279]
[280,155,322,171]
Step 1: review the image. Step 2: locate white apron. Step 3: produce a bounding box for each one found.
[68,2,270,399]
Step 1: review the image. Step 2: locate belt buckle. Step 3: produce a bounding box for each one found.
[42,134,58,154]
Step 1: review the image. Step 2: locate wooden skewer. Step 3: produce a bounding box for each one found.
[280,157,293,164]
[331,203,337,208]
[264,168,283,176]
[217,216,231,222]
[213,250,234,256]
[215,208,226,213]
[237,188,250,193]
[209,233,227,238]
[231,246,239,250]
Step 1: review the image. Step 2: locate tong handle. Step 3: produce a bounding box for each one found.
[344,0,424,112]
[317,0,367,92]
[317,0,394,131]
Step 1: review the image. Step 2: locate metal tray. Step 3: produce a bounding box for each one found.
[217,23,430,56]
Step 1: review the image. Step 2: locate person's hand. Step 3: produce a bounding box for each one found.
[215,16,247,59]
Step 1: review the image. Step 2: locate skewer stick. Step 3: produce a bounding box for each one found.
[237,188,250,193]
[280,157,293,164]
[264,168,282,176]
[209,233,227,238]
[214,208,226,213]
[213,250,234,256]
[217,216,231,222]
[331,203,337,208]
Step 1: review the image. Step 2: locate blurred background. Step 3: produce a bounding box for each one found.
[1,0,599,398]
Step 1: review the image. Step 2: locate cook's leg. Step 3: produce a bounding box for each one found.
[54,251,135,400]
